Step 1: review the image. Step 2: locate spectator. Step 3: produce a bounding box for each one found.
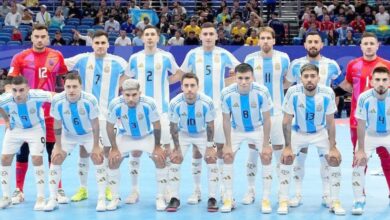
[245,29,259,46]
[184,30,199,45]
[334,14,346,28]
[51,31,66,46]
[82,1,96,18]
[156,16,169,34]
[350,15,366,33]
[167,30,184,46]
[159,5,171,22]
[345,5,356,23]
[121,17,136,34]
[104,15,120,33]
[35,4,51,26]
[314,0,325,17]
[132,29,144,46]
[231,21,247,38]
[11,1,26,15]
[231,34,245,45]
[246,11,263,29]
[216,29,230,45]
[51,9,65,29]
[99,0,110,19]
[327,30,338,45]
[69,32,86,46]
[231,0,244,18]
[57,0,69,19]
[336,21,353,43]
[362,5,375,25]
[299,13,321,37]
[5,4,21,27]
[197,0,211,12]
[67,1,82,19]
[321,14,335,33]
[172,1,187,17]
[340,30,358,45]
[20,8,33,25]
[327,0,342,15]
[217,7,230,24]
[355,0,367,14]
[115,29,132,46]
[136,16,150,31]
[300,6,312,23]
[268,12,285,45]
[265,0,277,21]
[73,29,93,46]
[183,19,201,37]
[216,0,227,15]
[343,0,355,12]
[376,5,390,25]
[21,0,38,8]
[0,0,10,18]
[11,27,22,42]
[317,7,331,21]
[111,0,127,23]
[95,9,105,25]
[223,19,232,36]
[127,0,140,10]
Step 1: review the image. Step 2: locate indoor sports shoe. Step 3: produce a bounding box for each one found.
[44,198,58,211]
[0,197,11,209]
[106,198,120,211]
[11,188,24,204]
[220,198,235,213]
[105,187,112,201]
[156,196,166,211]
[241,188,255,205]
[57,189,70,204]
[289,194,302,207]
[277,200,289,215]
[351,201,365,215]
[207,197,218,212]
[261,199,272,214]
[125,190,139,204]
[187,190,201,204]
[96,198,106,212]
[71,187,88,202]
[34,197,46,211]
[166,197,180,212]
[329,200,346,215]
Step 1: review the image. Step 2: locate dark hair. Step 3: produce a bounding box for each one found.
[64,71,82,84]
[142,25,160,35]
[235,63,253,75]
[361,31,378,41]
[181,72,199,85]
[32,24,48,32]
[201,22,215,29]
[92,30,108,40]
[372,66,390,76]
[305,31,321,40]
[300,63,319,75]
[11,76,28,85]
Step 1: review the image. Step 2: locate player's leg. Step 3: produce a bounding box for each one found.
[289,147,307,207]
[125,150,142,204]
[376,146,390,201]
[13,142,29,204]
[241,146,258,205]
[203,144,218,212]
[71,145,89,202]
[271,114,285,180]
[188,146,202,204]
[260,141,273,214]
[351,148,370,215]
[100,120,113,201]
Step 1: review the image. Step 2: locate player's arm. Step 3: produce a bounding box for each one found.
[224,70,236,87]
[334,79,353,95]
[91,117,100,149]
[0,108,10,130]
[119,74,130,89]
[354,118,368,166]
[262,110,271,148]
[170,122,180,149]
[222,112,232,148]
[206,120,214,143]
[282,113,293,148]
[168,69,184,85]
[53,119,63,149]
[107,121,118,150]
[283,78,293,90]
[326,113,336,148]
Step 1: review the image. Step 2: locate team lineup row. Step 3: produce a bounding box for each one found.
[1,23,390,216]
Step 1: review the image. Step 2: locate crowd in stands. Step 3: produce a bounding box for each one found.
[0,0,389,46]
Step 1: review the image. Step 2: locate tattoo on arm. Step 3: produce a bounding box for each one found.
[283,123,291,147]
[206,121,214,142]
[154,128,161,146]
[54,128,62,135]
[170,122,180,148]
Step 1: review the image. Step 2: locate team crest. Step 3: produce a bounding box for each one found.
[104,65,110,73]
[196,112,202,117]
[64,110,71,115]
[138,113,144,120]
[122,115,128,120]
[214,56,220,63]
[155,63,161,70]
[233,103,239,108]
[138,63,144,68]
[275,63,281,70]
[369,109,376,114]
[29,108,36,114]
[79,109,86,115]
[196,58,203,63]
[250,102,257,108]
[88,64,94,70]
[256,65,262,70]
[316,104,323,112]
[48,59,54,66]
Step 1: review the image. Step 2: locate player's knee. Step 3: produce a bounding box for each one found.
[171,157,182,164]
[260,153,272,165]
[223,153,234,164]
[79,145,89,157]
[1,155,13,166]
[131,150,142,157]
[108,162,120,170]
[205,155,217,164]
[192,148,202,159]
[31,156,43,166]
[282,155,294,165]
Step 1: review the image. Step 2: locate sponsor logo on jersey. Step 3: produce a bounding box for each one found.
[369,108,376,114]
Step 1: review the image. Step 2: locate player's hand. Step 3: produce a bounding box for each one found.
[281,146,294,165]
[205,146,217,161]
[170,147,183,164]
[91,145,104,164]
[327,146,342,166]
[353,149,367,167]
[109,148,122,167]
[261,145,272,162]
[51,145,66,163]
[164,145,172,159]
[152,144,166,164]
[222,144,233,160]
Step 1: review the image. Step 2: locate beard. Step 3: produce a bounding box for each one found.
[376,87,388,95]
[307,48,320,58]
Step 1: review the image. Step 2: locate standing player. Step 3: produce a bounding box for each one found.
[278,63,345,215]
[8,24,69,204]
[243,26,290,204]
[352,66,390,215]
[126,25,181,204]
[181,22,240,204]
[337,32,390,191]
[106,79,168,211]
[167,73,218,212]
[65,30,128,202]
[0,76,51,210]
[285,31,341,207]
[44,73,107,212]
[220,63,273,213]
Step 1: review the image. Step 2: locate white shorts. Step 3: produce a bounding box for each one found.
[99,120,111,147]
[2,125,45,156]
[160,113,171,145]
[231,127,264,153]
[62,132,95,154]
[116,133,155,156]
[365,133,390,157]
[214,109,225,144]
[179,131,208,156]
[271,114,284,146]
[291,129,330,156]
